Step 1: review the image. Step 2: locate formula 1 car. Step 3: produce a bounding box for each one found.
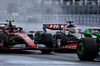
[53,21,81,52]
[0,20,52,54]
[42,21,81,52]
[34,24,68,53]
[77,29,100,61]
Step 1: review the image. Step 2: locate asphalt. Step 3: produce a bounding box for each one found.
[0,23,100,66]
[0,50,100,66]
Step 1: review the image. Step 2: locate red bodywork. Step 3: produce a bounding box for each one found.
[0,23,45,50]
[9,33,36,48]
[61,43,77,49]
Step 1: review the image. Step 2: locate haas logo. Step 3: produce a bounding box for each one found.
[50,25,59,29]
[49,24,67,29]
[61,25,67,28]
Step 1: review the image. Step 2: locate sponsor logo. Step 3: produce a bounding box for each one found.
[46,24,67,29]
[50,25,59,29]
[14,44,26,47]
[36,44,46,47]
[90,29,100,33]
[0,25,5,27]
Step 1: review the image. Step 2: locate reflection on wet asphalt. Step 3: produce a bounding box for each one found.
[0,50,100,66]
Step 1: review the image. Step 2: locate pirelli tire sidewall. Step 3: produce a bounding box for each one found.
[0,32,9,48]
[41,33,54,48]
[77,38,98,61]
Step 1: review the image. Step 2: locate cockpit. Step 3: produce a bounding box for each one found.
[5,27,23,33]
[62,27,81,35]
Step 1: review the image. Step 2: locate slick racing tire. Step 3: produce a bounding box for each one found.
[42,33,54,48]
[40,49,53,54]
[0,32,8,48]
[77,38,98,61]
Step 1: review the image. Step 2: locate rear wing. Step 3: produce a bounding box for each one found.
[43,24,67,32]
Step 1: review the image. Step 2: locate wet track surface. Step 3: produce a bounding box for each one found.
[0,50,100,66]
[0,23,100,66]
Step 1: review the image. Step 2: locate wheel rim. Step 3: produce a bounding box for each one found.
[77,42,84,57]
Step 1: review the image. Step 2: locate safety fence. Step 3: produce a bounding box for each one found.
[41,15,100,26]
[0,14,100,26]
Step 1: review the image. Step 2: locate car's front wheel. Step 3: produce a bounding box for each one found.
[0,32,8,48]
[77,38,98,61]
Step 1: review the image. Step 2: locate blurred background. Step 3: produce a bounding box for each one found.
[0,0,100,26]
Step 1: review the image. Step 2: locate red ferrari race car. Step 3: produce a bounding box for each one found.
[42,21,81,52]
[0,20,53,54]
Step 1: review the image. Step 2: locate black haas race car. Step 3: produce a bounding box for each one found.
[0,20,53,54]
[39,21,81,52]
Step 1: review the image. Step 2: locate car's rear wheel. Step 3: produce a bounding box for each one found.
[35,31,54,47]
[42,33,54,48]
[35,32,53,53]
[77,38,98,61]
[40,33,53,54]
[40,49,53,54]
[0,32,8,48]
